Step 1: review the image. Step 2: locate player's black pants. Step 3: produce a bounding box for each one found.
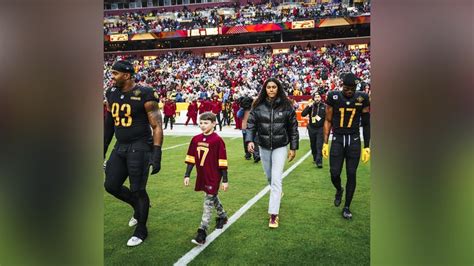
[308,126,323,165]
[214,112,222,131]
[164,115,174,129]
[104,141,151,239]
[223,111,231,126]
[329,133,361,208]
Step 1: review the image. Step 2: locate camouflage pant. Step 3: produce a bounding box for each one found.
[199,194,227,231]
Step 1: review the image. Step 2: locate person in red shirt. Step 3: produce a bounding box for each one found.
[232,99,242,129]
[203,97,213,112]
[211,96,223,131]
[185,99,198,126]
[198,99,206,115]
[163,98,176,130]
[198,97,212,115]
[184,112,229,245]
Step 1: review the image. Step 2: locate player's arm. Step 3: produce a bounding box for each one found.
[145,101,163,146]
[104,100,114,159]
[322,105,333,159]
[184,164,194,186]
[104,110,114,159]
[221,169,228,191]
[218,138,229,191]
[360,106,371,163]
[145,101,164,174]
[323,105,333,144]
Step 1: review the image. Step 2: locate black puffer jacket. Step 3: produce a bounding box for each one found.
[245,98,299,150]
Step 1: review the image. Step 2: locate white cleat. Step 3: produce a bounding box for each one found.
[128,217,138,227]
[126,236,143,247]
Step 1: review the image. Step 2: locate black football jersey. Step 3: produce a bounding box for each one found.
[326,90,370,134]
[105,85,159,143]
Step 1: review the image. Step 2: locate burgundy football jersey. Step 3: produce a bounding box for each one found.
[185,132,228,195]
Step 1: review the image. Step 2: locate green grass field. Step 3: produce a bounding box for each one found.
[104,135,370,265]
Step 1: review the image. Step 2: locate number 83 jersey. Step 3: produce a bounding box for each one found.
[326,90,370,135]
[105,85,159,143]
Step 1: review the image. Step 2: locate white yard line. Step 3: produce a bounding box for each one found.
[174,150,312,266]
[162,143,189,151]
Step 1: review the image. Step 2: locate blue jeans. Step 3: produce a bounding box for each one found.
[259,146,288,215]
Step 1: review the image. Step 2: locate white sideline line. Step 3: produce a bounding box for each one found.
[174,150,312,266]
[163,143,188,151]
[230,136,240,140]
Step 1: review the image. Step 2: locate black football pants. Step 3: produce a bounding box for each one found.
[164,115,174,129]
[329,133,361,208]
[223,112,231,126]
[104,142,151,239]
[308,126,324,165]
[214,112,222,131]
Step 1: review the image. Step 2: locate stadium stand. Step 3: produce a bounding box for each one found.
[104,1,370,34]
[104,43,370,102]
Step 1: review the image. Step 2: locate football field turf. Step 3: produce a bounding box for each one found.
[104,136,370,265]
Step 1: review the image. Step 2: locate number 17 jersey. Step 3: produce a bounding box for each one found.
[185,132,228,195]
[326,90,370,135]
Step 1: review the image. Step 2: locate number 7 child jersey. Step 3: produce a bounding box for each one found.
[185,132,228,195]
[105,85,159,144]
[326,90,370,135]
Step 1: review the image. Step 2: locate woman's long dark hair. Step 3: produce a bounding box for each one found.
[252,77,292,109]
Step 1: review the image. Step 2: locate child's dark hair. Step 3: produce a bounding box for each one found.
[199,112,216,122]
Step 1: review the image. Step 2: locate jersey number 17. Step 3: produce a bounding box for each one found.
[339,108,356,128]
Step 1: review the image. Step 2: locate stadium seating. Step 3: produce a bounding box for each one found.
[104,1,371,35]
[104,43,371,103]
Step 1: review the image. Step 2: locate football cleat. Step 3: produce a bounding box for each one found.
[126,236,143,247]
[191,229,206,245]
[342,207,352,220]
[215,216,228,229]
[334,188,344,207]
[128,216,138,227]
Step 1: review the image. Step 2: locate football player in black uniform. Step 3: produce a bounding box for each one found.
[104,60,163,246]
[322,73,370,219]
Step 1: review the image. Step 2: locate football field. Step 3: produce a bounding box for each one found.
[104,135,370,265]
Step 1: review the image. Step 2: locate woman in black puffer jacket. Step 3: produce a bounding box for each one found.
[246,77,299,228]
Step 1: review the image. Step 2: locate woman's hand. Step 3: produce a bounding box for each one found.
[288,150,296,162]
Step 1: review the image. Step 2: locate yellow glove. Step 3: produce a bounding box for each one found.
[361,148,371,163]
[322,143,329,159]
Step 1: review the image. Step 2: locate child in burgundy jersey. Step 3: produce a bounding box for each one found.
[184,112,229,245]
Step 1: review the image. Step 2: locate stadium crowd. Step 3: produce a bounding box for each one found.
[104,43,371,103]
[104,1,370,35]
